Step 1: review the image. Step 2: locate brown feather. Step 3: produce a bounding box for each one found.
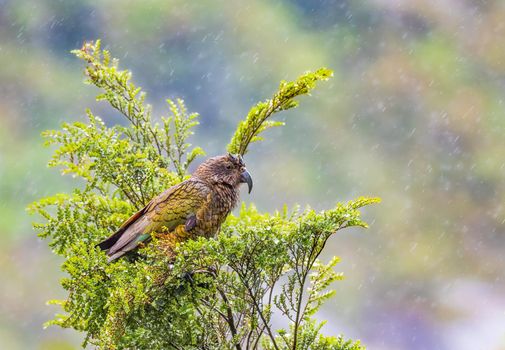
[96,206,148,250]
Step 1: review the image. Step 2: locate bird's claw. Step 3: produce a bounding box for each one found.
[180,271,195,284]
[179,267,218,286]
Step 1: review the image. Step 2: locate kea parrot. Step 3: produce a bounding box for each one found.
[97,154,253,262]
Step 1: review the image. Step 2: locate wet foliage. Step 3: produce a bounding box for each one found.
[29,41,378,349]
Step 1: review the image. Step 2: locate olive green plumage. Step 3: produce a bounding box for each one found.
[98,154,253,262]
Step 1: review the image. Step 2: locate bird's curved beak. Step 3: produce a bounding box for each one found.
[240,169,253,194]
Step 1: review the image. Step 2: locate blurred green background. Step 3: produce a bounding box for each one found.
[1,0,505,349]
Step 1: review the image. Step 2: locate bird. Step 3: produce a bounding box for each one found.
[97,153,253,262]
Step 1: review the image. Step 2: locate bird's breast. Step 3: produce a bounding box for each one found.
[194,185,239,238]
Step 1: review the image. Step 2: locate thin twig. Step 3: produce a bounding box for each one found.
[234,271,279,350]
[216,286,242,350]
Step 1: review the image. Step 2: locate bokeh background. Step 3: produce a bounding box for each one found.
[1,0,505,349]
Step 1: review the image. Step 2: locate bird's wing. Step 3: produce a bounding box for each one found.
[96,205,149,251]
[103,179,211,260]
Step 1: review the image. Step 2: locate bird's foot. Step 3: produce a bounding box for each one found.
[180,271,195,284]
[179,266,218,287]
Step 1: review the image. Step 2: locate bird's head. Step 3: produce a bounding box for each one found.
[193,153,253,193]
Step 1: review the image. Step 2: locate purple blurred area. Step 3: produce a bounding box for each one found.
[1,0,504,349]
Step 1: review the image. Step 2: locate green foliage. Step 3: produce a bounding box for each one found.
[227,68,333,155]
[29,40,378,349]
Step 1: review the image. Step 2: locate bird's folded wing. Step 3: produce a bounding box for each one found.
[107,180,210,256]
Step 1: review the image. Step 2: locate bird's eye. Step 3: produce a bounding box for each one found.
[226,164,233,170]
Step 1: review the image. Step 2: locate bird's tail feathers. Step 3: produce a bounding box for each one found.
[96,227,126,251]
